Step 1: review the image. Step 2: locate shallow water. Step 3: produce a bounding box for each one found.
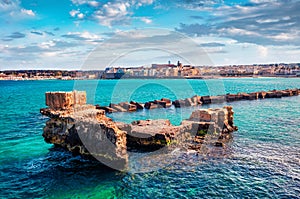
[0,78,299,198]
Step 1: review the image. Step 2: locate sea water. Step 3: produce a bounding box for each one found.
[0,78,299,198]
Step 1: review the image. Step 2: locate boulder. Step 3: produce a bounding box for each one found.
[291,88,299,96]
[226,94,236,102]
[161,98,172,107]
[249,92,259,99]
[200,96,212,104]
[119,102,137,112]
[95,105,117,113]
[265,91,277,98]
[235,94,243,100]
[241,93,256,100]
[211,95,226,103]
[144,102,158,109]
[154,100,169,108]
[191,95,202,105]
[161,98,171,103]
[130,101,144,109]
[109,103,127,112]
[184,98,194,106]
[281,90,291,97]
[258,91,267,99]
[172,99,185,108]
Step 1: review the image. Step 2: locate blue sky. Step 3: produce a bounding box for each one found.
[1,0,300,69]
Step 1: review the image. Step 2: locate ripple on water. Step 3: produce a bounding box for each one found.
[0,80,300,198]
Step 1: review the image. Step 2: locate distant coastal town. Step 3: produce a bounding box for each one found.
[1,61,300,80]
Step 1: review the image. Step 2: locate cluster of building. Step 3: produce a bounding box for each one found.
[103,61,200,79]
[1,62,300,80]
[0,70,103,80]
[211,63,300,77]
[90,62,300,79]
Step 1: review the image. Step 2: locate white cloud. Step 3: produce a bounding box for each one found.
[177,0,300,46]
[43,52,59,57]
[77,13,84,19]
[139,0,154,4]
[71,0,100,7]
[69,9,84,19]
[0,0,36,18]
[250,0,277,3]
[135,0,154,7]
[69,0,156,27]
[94,2,131,27]
[103,2,130,17]
[0,0,18,11]
[257,45,268,57]
[20,8,35,16]
[268,32,299,41]
[39,41,56,49]
[62,31,102,43]
[219,27,260,36]
[140,17,152,24]
[80,31,100,40]
[71,0,88,5]
[256,18,280,24]
[70,10,79,17]
[88,1,100,7]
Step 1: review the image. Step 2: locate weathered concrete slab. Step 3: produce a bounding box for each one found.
[130,101,144,109]
[119,102,137,112]
[110,103,127,112]
[46,91,86,110]
[201,96,211,104]
[144,102,159,109]
[95,105,117,113]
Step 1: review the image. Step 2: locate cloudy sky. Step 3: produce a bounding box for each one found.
[1,0,300,70]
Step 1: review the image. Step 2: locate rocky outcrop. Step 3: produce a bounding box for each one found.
[41,91,238,170]
[116,106,237,151]
[41,91,128,171]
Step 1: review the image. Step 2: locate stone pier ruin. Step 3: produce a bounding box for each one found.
[95,88,300,113]
[41,91,238,170]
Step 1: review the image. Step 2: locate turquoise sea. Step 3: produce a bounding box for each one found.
[0,78,299,198]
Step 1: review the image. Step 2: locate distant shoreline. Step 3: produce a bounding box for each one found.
[1,75,299,81]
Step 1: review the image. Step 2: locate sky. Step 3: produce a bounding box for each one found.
[1,0,300,70]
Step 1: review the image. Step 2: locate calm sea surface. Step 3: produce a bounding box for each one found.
[0,78,299,198]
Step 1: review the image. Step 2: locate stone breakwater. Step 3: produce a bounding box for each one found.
[41,91,237,170]
[95,88,300,113]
